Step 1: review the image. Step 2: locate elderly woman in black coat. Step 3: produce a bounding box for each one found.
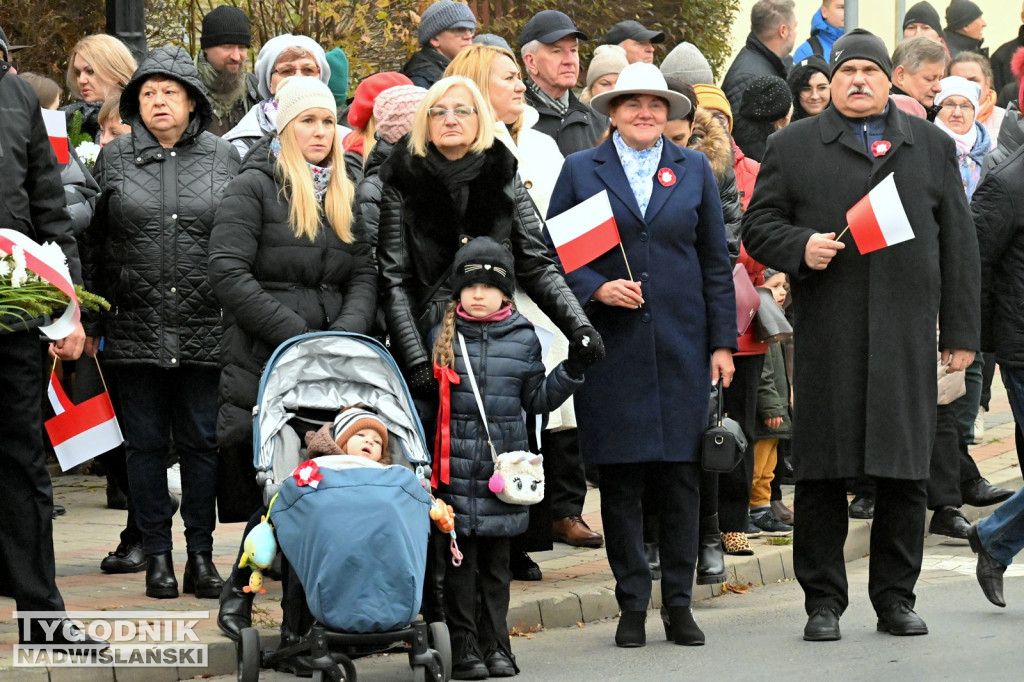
[376,75,600,405]
[375,75,602,627]
[82,46,241,600]
[209,76,377,640]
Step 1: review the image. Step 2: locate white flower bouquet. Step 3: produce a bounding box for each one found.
[0,242,109,332]
[76,141,101,168]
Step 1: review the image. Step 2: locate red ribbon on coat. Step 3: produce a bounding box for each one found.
[432,363,461,487]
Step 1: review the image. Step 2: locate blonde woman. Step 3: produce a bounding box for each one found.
[208,76,377,639]
[445,44,601,581]
[64,34,137,139]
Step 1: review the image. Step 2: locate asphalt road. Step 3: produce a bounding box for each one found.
[200,537,1024,681]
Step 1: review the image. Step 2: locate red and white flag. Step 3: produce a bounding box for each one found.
[846,173,915,254]
[41,108,70,165]
[545,190,621,273]
[45,370,124,471]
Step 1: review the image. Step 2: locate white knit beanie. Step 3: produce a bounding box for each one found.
[254,34,331,100]
[586,45,629,88]
[935,75,980,109]
[274,77,338,132]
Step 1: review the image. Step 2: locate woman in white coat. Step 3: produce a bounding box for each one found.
[446,44,603,580]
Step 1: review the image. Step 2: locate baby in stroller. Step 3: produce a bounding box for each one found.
[221,331,450,682]
[303,405,392,465]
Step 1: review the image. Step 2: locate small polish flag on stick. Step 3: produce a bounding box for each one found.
[41,108,70,165]
[45,365,124,472]
[839,173,915,254]
[545,190,628,274]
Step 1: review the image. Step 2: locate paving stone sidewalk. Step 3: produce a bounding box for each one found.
[1,383,1020,681]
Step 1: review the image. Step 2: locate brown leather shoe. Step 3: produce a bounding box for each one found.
[553,516,604,548]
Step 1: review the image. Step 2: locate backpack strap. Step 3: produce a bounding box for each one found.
[809,35,824,58]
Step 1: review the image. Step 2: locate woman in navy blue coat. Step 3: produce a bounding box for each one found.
[547,63,737,648]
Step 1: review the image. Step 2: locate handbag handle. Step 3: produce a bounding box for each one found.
[715,381,725,428]
[457,332,500,463]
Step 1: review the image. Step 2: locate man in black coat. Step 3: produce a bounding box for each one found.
[0,37,106,649]
[990,9,1024,93]
[519,10,607,158]
[401,0,476,89]
[743,29,980,642]
[975,143,1024,470]
[721,0,798,113]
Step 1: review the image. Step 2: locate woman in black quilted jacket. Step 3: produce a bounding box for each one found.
[82,46,241,600]
[208,76,377,641]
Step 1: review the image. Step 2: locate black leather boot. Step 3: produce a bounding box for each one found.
[183,551,224,598]
[145,551,178,599]
[696,514,727,585]
[217,574,255,642]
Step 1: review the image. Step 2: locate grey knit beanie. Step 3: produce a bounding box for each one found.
[418,1,477,46]
[660,42,714,86]
[739,76,793,122]
[254,34,331,100]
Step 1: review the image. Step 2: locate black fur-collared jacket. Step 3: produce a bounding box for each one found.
[376,141,590,375]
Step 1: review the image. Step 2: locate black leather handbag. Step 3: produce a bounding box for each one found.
[702,385,747,473]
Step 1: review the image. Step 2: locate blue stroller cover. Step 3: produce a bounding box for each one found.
[270,458,432,633]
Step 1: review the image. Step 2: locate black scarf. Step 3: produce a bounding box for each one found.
[423,145,486,216]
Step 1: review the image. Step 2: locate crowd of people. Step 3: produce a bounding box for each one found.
[4,0,1024,677]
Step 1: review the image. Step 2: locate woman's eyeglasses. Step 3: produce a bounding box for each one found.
[426,105,476,120]
[940,101,974,113]
[273,66,320,78]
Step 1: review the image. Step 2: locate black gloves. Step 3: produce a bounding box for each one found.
[566,326,605,378]
[407,362,439,401]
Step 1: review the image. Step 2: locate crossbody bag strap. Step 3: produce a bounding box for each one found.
[457,331,499,462]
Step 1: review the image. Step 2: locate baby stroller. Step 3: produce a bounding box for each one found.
[235,332,451,682]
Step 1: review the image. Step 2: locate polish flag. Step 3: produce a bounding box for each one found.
[846,173,915,254]
[45,370,124,471]
[41,108,70,165]
[545,190,621,273]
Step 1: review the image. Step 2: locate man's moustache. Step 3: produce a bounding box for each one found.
[847,86,874,97]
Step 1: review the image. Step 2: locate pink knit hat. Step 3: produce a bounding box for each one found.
[373,85,428,144]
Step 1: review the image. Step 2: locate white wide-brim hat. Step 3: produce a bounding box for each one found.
[590,62,692,120]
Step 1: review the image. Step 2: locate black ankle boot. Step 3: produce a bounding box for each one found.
[183,551,224,598]
[615,611,647,648]
[661,606,705,645]
[145,551,178,599]
[217,577,255,642]
[696,514,727,585]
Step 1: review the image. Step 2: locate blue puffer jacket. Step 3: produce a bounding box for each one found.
[433,310,582,537]
[793,8,844,63]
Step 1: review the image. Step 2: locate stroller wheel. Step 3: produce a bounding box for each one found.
[237,627,261,682]
[428,621,452,682]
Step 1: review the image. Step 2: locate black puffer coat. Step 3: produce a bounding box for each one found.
[82,46,240,367]
[688,107,744,256]
[400,47,449,89]
[377,142,591,375]
[433,311,582,536]
[208,136,378,448]
[975,143,1024,367]
[351,138,394,260]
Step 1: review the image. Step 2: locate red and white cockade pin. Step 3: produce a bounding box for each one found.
[657,167,676,187]
[294,459,324,488]
[871,140,891,157]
